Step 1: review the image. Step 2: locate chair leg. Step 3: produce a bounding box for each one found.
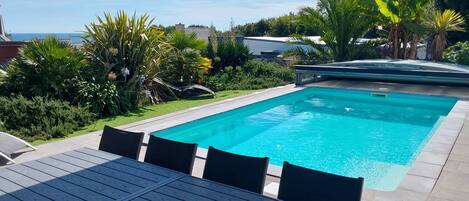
[0,152,16,164]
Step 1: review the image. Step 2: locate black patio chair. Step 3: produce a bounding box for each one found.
[144,135,197,174]
[98,126,144,159]
[203,146,269,194]
[278,162,364,201]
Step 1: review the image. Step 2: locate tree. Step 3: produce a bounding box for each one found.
[167,31,206,51]
[299,0,376,62]
[428,9,465,61]
[435,0,469,43]
[375,0,432,59]
[255,19,269,36]
[161,31,212,85]
[2,37,86,103]
[212,39,251,71]
[234,13,317,37]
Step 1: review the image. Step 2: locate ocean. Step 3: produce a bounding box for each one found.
[9,33,85,45]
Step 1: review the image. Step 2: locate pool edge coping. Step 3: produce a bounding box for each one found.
[115,81,469,197]
[182,87,469,196]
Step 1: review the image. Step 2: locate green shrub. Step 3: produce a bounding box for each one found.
[2,37,86,103]
[0,96,95,141]
[209,39,251,71]
[83,11,172,115]
[443,41,469,66]
[161,31,212,85]
[206,60,294,91]
[76,80,121,117]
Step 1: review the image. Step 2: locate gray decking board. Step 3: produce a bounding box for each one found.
[37,157,142,193]
[154,186,214,201]
[129,198,151,201]
[134,176,278,201]
[116,174,185,201]
[75,148,180,178]
[178,176,277,201]
[6,163,95,201]
[0,167,82,201]
[167,180,245,201]
[0,149,184,201]
[0,148,279,201]
[137,191,182,201]
[49,154,155,187]
[0,175,50,201]
[20,161,117,201]
[62,151,170,183]
[0,192,21,201]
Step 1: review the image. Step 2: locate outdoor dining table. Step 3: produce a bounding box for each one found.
[0,147,278,201]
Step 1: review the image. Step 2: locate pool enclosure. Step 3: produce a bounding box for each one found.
[295,60,469,85]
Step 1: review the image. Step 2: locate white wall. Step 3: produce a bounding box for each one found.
[243,39,312,56]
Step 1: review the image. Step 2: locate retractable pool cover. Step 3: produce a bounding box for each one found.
[295,60,469,85]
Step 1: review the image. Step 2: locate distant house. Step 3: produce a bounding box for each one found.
[0,15,24,66]
[243,36,427,60]
[243,36,318,58]
[175,23,210,42]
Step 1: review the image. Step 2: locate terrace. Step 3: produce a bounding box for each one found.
[3,79,469,201]
[1,0,468,200]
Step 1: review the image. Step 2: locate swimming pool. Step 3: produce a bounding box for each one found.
[152,88,457,191]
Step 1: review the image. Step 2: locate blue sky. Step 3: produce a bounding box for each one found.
[0,0,314,33]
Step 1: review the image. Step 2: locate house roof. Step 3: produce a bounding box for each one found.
[244,36,323,44]
[244,36,377,45]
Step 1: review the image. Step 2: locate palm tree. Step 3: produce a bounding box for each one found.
[167,31,206,51]
[3,37,86,102]
[299,0,376,62]
[429,9,465,61]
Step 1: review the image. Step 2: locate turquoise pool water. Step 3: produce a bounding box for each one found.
[152,88,457,191]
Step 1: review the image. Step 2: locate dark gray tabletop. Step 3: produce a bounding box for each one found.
[0,148,278,201]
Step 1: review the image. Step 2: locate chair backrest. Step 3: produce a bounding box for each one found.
[203,146,269,194]
[278,162,364,201]
[144,135,197,174]
[98,126,144,159]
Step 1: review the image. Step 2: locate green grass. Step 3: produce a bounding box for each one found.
[31,90,255,145]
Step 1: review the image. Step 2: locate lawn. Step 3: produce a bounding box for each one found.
[31,90,256,145]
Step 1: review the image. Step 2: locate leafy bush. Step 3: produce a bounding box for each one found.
[208,39,251,71]
[0,96,95,141]
[160,49,212,85]
[160,31,212,85]
[76,80,121,117]
[1,37,86,103]
[206,60,294,91]
[83,11,172,115]
[443,41,469,65]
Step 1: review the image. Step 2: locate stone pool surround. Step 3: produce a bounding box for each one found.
[189,82,469,200]
[5,80,469,200]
